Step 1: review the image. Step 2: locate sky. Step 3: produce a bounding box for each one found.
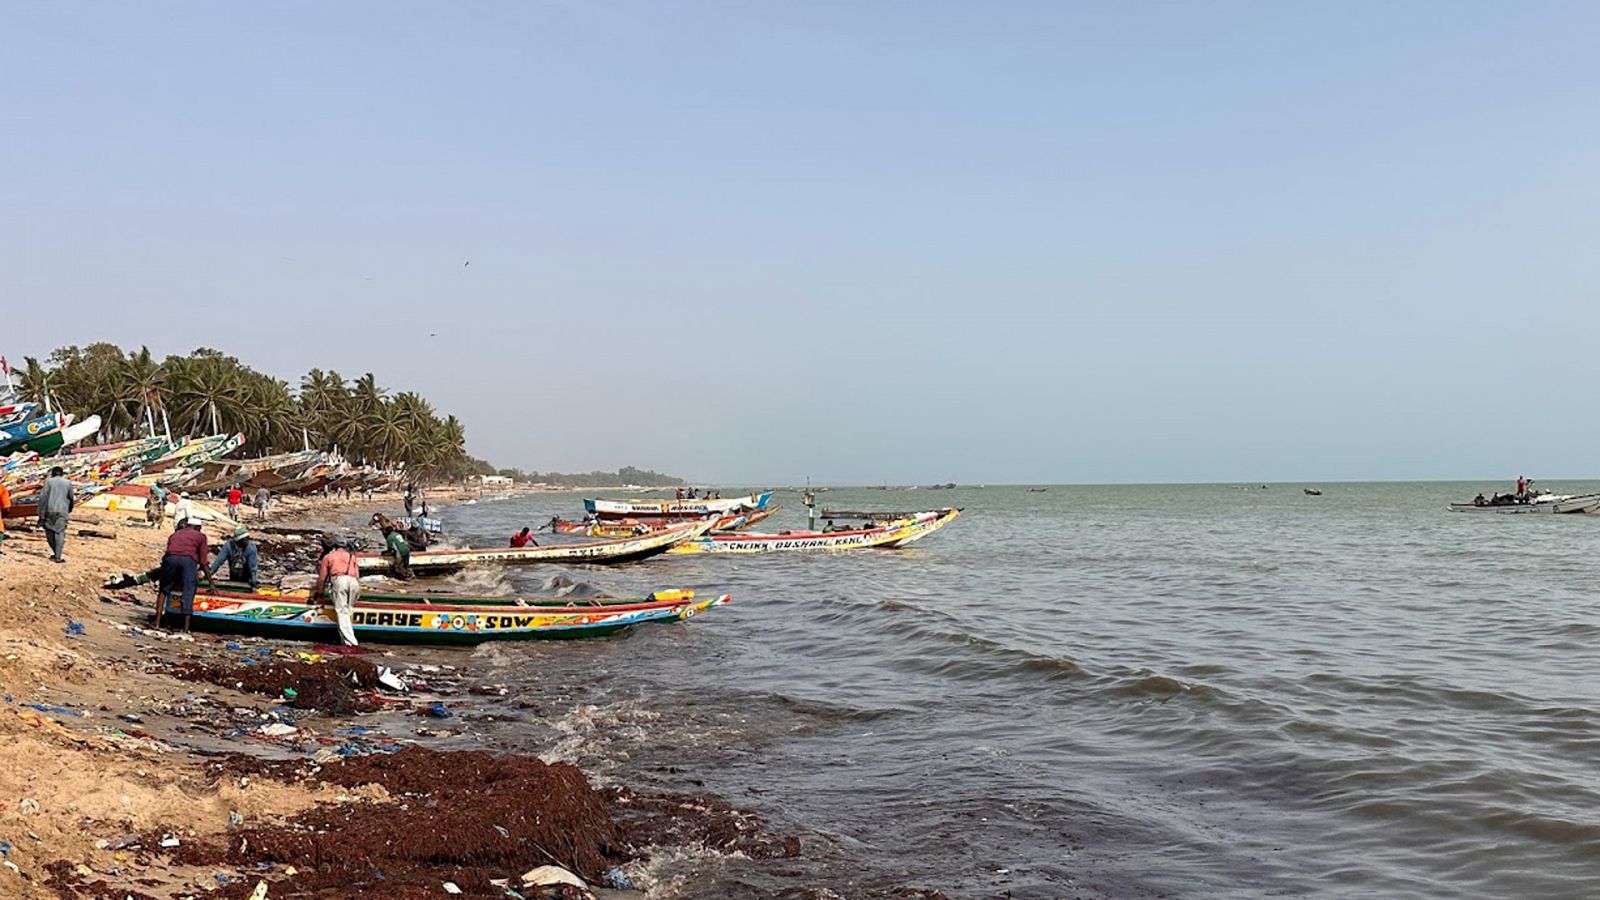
[4,2,1600,484]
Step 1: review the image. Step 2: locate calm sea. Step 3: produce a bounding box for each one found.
[397,483,1600,898]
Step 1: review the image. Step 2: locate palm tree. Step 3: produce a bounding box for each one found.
[114,346,165,438]
[164,355,244,437]
[15,356,54,411]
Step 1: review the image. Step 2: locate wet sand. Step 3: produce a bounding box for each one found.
[0,489,875,899]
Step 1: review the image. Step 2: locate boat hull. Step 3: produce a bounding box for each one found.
[553,505,780,538]
[1448,493,1600,514]
[164,589,729,644]
[668,508,961,554]
[359,519,712,573]
[584,491,773,520]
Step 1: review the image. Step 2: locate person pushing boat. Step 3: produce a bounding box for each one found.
[207,526,259,590]
[156,520,209,632]
[313,536,362,646]
[380,524,414,581]
[510,527,538,548]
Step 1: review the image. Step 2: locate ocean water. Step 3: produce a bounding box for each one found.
[404,483,1600,898]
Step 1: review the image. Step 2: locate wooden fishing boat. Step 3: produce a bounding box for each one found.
[0,402,39,426]
[359,519,714,574]
[668,508,961,554]
[1448,492,1600,514]
[0,413,64,455]
[584,491,773,520]
[163,587,730,643]
[550,505,780,538]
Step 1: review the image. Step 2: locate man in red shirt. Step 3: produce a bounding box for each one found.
[509,527,538,548]
[227,484,244,521]
[156,521,210,632]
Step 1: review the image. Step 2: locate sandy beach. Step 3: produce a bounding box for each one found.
[0,487,826,900]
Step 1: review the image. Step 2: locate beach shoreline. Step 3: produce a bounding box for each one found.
[0,487,859,899]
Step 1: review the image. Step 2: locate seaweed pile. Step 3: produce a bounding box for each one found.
[44,745,820,899]
[169,656,384,714]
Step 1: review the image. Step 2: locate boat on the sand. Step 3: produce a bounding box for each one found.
[1448,492,1600,514]
[584,491,773,520]
[358,519,713,574]
[668,508,961,554]
[163,586,729,643]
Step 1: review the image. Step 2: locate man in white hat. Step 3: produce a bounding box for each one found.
[172,492,195,528]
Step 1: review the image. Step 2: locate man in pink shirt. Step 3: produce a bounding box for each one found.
[313,536,362,646]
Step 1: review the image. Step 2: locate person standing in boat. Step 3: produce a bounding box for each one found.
[313,536,363,646]
[36,466,74,563]
[1515,475,1528,500]
[207,526,259,590]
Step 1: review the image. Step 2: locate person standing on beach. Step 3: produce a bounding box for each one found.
[207,526,259,590]
[226,483,243,521]
[256,486,270,522]
[36,466,74,563]
[0,478,11,555]
[403,486,415,518]
[146,484,167,527]
[172,492,195,527]
[156,521,209,631]
[313,536,362,645]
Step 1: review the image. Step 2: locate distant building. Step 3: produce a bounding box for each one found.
[476,475,513,486]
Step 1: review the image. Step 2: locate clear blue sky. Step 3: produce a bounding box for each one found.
[5,2,1599,484]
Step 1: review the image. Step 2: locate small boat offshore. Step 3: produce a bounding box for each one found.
[550,505,780,538]
[583,491,774,520]
[1448,492,1600,514]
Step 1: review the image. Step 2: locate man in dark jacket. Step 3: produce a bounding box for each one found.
[207,526,259,590]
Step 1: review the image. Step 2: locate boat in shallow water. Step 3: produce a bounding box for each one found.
[668,508,961,554]
[584,491,774,520]
[358,519,713,574]
[163,587,729,643]
[1448,492,1600,514]
[550,505,780,538]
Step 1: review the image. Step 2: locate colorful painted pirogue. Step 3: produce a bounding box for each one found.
[164,586,730,643]
[0,412,67,456]
[550,505,781,538]
[358,519,714,574]
[667,508,962,555]
[584,491,774,520]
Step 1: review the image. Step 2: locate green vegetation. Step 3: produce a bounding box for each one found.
[16,343,472,479]
[463,461,685,487]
